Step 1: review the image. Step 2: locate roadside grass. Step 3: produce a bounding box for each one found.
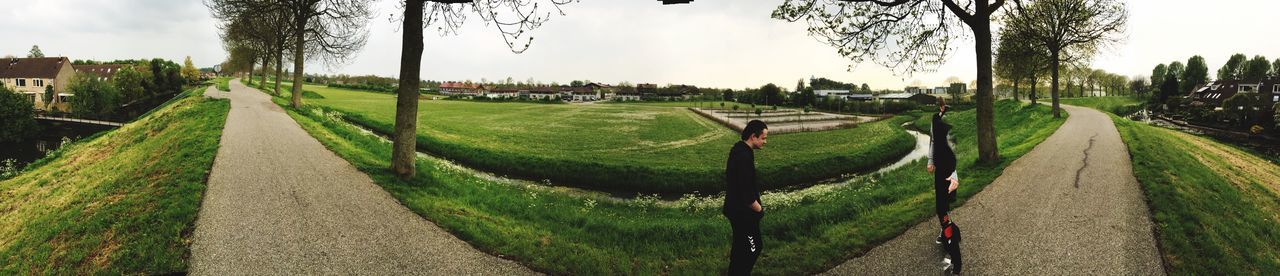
[0,87,229,274]
[213,77,231,92]
[1110,113,1280,275]
[1058,96,1144,115]
[272,88,1066,275]
[272,82,914,194]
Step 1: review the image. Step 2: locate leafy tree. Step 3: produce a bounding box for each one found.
[995,23,1048,102]
[1157,70,1179,105]
[1242,55,1271,81]
[773,0,1008,163]
[1005,0,1128,118]
[0,85,40,142]
[68,73,123,117]
[1166,61,1185,85]
[113,66,146,103]
[1272,59,1280,78]
[1217,53,1247,80]
[1182,55,1208,93]
[1221,93,1259,127]
[760,83,784,106]
[1150,64,1166,91]
[42,85,55,110]
[182,56,202,84]
[27,45,44,58]
[860,83,871,94]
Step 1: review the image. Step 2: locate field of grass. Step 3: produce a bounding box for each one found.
[614,100,779,109]
[274,92,1066,274]
[1110,114,1280,274]
[0,87,229,274]
[1058,96,1144,115]
[277,82,914,194]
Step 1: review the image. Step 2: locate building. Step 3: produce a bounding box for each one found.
[613,86,641,101]
[525,86,559,100]
[438,81,488,97]
[845,93,874,101]
[1187,78,1280,108]
[932,87,948,95]
[73,64,125,82]
[565,86,599,102]
[487,88,519,99]
[948,83,967,95]
[815,89,851,99]
[0,57,76,111]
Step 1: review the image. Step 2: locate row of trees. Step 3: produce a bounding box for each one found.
[1150,53,1279,105]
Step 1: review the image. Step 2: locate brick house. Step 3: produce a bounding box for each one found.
[0,57,76,111]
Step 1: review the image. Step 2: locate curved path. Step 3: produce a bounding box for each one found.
[825,104,1164,275]
[190,80,535,275]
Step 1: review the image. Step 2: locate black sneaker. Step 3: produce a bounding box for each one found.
[942,258,960,275]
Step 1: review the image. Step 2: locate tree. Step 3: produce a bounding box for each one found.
[860,83,871,94]
[68,73,123,117]
[27,45,44,58]
[42,85,55,110]
[1242,55,1271,81]
[1272,58,1280,78]
[0,85,40,142]
[390,0,576,178]
[1217,53,1247,80]
[1150,63,1166,92]
[1005,0,1128,118]
[113,66,146,103]
[1182,55,1208,93]
[995,24,1048,102]
[1157,70,1179,105]
[773,0,1008,163]
[1166,61,1184,85]
[760,83,783,106]
[182,56,202,84]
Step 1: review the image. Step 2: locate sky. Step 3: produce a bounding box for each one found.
[1,0,1276,90]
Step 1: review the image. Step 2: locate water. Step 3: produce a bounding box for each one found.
[0,121,115,170]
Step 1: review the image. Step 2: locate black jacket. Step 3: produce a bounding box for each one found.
[723,141,761,218]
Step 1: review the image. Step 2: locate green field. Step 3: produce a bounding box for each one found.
[278,82,914,194]
[1058,96,1144,115]
[273,90,1066,274]
[0,88,229,274]
[1111,114,1280,274]
[213,77,231,92]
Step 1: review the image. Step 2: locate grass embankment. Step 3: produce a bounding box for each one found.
[1110,114,1280,274]
[275,82,913,194]
[0,87,229,274]
[272,88,1065,274]
[213,77,231,92]
[1057,96,1143,115]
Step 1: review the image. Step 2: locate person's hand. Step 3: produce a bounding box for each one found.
[927,164,935,173]
[751,200,763,213]
[946,177,959,193]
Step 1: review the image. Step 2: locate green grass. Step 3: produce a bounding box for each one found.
[213,77,231,92]
[613,100,779,109]
[0,87,230,274]
[274,92,1066,274]
[1058,96,1144,115]
[1110,113,1280,275]
[276,82,914,194]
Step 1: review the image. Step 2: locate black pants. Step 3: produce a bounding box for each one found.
[934,169,955,227]
[943,223,963,273]
[728,213,762,276]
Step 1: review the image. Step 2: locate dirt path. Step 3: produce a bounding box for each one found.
[824,104,1164,275]
[190,80,536,275]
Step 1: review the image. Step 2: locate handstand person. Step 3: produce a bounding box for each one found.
[724,120,767,275]
[926,97,962,274]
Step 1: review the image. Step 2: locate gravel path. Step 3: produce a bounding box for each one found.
[190,80,536,275]
[824,104,1164,275]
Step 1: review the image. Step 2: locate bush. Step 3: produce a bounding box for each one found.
[0,86,40,142]
[68,73,123,117]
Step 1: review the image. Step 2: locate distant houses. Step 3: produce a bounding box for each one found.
[0,57,76,111]
[436,80,702,102]
[73,64,125,82]
[1187,78,1280,110]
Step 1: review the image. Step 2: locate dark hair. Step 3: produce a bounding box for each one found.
[741,120,768,141]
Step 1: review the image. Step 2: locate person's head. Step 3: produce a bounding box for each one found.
[936,97,947,114]
[741,120,768,149]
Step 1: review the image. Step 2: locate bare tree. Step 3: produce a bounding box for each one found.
[391,0,575,178]
[1004,0,1127,117]
[994,23,1048,102]
[773,0,1007,163]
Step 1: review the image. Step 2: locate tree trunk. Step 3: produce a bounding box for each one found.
[247,57,256,86]
[1013,78,1020,101]
[972,19,999,164]
[260,55,270,89]
[289,9,307,109]
[392,1,425,179]
[1050,51,1062,118]
[274,47,283,95]
[1030,74,1038,105]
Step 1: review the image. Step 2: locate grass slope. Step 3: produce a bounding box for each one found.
[1111,114,1280,274]
[276,92,1065,274]
[278,82,913,194]
[0,88,229,274]
[1058,96,1144,115]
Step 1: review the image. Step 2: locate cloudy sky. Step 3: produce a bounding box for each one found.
[1,0,1276,90]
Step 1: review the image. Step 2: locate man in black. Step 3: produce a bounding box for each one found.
[927,97,962,274]
[725,120,767,275]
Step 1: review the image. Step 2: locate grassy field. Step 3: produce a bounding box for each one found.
[273,89,1066,274]
[213,77,231,92]
[1058,96,1144,115]
[613,100,779,110]
[0,88,229,274]
[276,82,914,194]
[1110,114,1280,274]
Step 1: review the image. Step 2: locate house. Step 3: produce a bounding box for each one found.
[73,64,125,82]
[877,92,916,102]
[637,83,660,100]
[932,87,948,95]
[565,86,599,102]
[487,88,519,99]
[0,57,76,111]
[525,86,559,100]
[815,89,850,99]
[1188,78,1280,108]
[613,86,641,101]
[438,81,487,97]
[845,93,875,101]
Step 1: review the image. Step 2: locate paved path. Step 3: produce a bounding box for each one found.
[190,80,535,275]
[825,104,1164,275]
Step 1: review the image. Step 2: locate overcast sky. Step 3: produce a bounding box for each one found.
[1,0,1276,90]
